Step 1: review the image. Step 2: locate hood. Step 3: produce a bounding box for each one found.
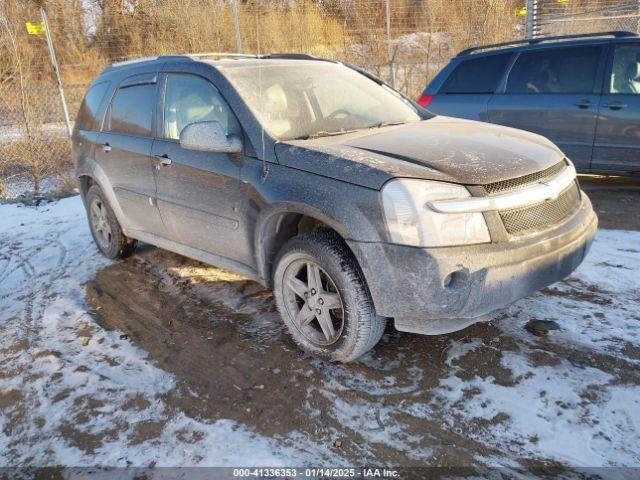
[275,116,565,190]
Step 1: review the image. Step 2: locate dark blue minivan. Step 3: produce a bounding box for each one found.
[420,31,640,176]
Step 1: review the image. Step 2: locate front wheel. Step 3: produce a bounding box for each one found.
[273,230,386,363]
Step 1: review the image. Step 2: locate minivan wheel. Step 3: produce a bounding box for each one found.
[85,185,137,259]
[273,230,386,363]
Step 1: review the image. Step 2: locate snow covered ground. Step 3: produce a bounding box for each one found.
[1,195,639,470]
[0,197,336,467]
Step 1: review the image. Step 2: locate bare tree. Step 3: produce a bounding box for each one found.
[0,0,59,196]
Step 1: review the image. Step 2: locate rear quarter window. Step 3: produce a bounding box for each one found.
[440,54,511,94]
[75,81,110,131]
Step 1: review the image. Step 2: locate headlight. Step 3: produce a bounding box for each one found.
[381,178,491,247]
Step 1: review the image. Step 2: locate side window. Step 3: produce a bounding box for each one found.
[506,46,602,94]
[440,54,511,94]
[76,81,110,131]
[610,44,640,94]
[107,83,156,136]
[163,73,235,141]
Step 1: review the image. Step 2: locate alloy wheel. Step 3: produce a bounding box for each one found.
[282,259,345,346]
[89,198,112,250]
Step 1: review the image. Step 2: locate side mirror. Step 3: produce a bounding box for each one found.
[179,121,242,154]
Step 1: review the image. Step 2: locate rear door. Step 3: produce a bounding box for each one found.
[427,53,512,121]
[96,73,166,235]
[592,41,640,174]
[488,45,606,171]
[151,70,249,264]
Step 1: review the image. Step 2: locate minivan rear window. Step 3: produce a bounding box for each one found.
[440,54,511,94]
[505,46,602,94]
[75,81,110,131]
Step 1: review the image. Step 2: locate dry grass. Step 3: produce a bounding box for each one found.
[0,0,521,196]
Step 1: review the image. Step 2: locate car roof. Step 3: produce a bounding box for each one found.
[100,53,335,75]
[455,31,639,60]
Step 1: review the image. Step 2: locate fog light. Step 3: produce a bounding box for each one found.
[443,268,469,289]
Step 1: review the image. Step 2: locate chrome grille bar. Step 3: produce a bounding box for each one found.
[427,164,577,214]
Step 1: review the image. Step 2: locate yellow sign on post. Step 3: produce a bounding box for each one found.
[25,21,45,35]
[515,7,527,17]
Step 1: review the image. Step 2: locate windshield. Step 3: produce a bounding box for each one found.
[219,62,421,140]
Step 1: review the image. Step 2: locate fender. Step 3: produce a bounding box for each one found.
[253,201,351,283]
[76,157,133,235]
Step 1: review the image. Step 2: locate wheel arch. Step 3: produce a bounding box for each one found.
[255,203,353,287]
[76,159,129,232]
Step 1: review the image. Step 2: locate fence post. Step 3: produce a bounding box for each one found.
[40,7,72,138]
[525,0,538,39]
[385,0,396,88]
[232,0,242,54]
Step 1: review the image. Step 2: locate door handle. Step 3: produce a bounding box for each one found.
[603,101,627,110]
[154,154,172,166]
[574,99,592,109]
[101,143,111,152]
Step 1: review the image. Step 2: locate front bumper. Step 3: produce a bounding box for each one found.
[347,193,598,335]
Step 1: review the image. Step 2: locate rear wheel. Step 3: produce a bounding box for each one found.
[273,230,385,363]
[85,185,137,259]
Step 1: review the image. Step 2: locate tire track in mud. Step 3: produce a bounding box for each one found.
[0,217,88,463]
[0,245,39,347]
[0,237,44,462]
[85,247,504,466]
[0,250,11,279]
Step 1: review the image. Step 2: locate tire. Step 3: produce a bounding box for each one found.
[273,230,386,363]
[85,184,137,259]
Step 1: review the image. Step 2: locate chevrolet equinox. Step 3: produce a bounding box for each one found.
[73,54,598,362]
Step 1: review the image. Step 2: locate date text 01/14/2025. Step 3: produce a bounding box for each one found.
[232,467,400,478]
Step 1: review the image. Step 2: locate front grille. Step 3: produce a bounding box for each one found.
[499,183,581,235]
[484,161,566,195]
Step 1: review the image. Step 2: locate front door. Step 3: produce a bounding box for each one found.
[97,74,165,235]
[592,42,640,174]
[488,45,606,171]
[152,72,250,265]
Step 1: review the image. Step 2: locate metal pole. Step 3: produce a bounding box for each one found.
[232,0,242,54]
[385,0,395,88]
[525,0,534,39]
[40,7,72,138]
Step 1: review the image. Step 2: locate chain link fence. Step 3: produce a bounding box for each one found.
[532,0,640,36]
[4,0,519,198]
[1,0,637,199]
[0,83,86,198]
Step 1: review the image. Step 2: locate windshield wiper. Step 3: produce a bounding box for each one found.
[371,121,407,129]
[292,122,405,140]
[294,129,359,140]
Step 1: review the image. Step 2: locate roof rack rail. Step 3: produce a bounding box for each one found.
[104,55,191,72]
[457,31,638,56]
[189,52,328,61]
[265,53,320,60]
[109,56,162,68]
[103,52,332,72]
[187,52,261,59]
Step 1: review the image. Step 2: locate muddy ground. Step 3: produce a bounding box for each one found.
[76,176,640,471]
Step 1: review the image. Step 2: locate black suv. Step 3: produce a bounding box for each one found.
[420,31,640,176]
[73,54,597,362]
